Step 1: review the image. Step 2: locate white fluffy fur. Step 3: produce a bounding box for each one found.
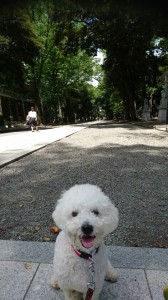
[51,184,119,300]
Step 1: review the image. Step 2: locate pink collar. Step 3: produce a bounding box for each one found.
[71,244,99,261]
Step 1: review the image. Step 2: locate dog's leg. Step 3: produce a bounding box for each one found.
[63,290,83,300]
[105,259,118,282]
[50,275,60,289]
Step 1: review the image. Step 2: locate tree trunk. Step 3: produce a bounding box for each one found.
[123,99,130,120]
[123,81,136,120]
[129,97,136,120]
[33,80,43,124]
[0,96,4,125]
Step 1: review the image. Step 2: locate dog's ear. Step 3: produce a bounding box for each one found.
[52,200,65,230]
[102,196,119,236]
[107,202,119,234]
[52,189,68,229]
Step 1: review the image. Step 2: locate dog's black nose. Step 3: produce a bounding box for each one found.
[81,223,93,235]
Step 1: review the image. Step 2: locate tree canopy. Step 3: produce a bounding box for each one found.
[0,4,41,90]
[0,0,168,122]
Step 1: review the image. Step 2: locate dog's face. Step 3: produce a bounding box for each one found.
[52,184,119,252]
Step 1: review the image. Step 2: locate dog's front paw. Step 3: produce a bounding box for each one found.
[105,269,118,282]
[51,276,60,289]
[105,260,118,282]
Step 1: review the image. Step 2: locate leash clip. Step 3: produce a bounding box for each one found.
[87,281,95,291]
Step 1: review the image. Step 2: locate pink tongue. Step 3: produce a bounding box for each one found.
[81,236,95,249]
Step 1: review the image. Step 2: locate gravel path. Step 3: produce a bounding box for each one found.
[0,122,168,248]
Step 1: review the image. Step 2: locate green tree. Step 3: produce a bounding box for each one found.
[41,48,100,123]
[24,1,102,123]
[1,0,168,122]
[0,6,40,90]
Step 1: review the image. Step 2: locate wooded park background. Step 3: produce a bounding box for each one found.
[0,0,168,124]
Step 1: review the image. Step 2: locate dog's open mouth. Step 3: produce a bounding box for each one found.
[80,236,95,249]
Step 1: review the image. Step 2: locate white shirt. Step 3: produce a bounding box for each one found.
[28,111,37,118]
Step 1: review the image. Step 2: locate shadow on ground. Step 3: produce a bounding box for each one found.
[0,124,167,249]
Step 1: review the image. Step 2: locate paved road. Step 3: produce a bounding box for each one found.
[0,121,168,299]
[0,240,168,300]
[0,121,168,247]
[0,123,89,168]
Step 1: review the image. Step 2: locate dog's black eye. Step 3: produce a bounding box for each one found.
[92,209,99,216]
[72,211,78,217]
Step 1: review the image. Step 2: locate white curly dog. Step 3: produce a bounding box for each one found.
[51,184,119,300]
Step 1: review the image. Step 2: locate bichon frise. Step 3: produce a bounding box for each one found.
[51,184,119,300]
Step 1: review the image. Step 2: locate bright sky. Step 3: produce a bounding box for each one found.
[91,50,105,86]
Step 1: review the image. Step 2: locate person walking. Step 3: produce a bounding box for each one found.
[27,106,38,132]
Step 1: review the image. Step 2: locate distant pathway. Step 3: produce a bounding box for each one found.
[0,124,88,167]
